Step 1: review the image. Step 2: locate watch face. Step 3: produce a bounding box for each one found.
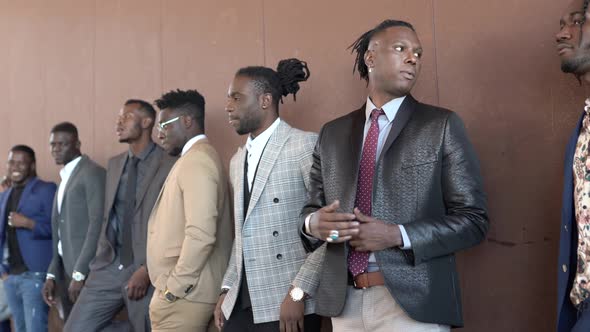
[165,291,176,302]
[291,287,304,301]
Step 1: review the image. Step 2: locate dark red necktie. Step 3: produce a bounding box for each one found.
[348,108,384,277]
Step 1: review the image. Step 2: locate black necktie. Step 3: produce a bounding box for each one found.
[120,156,139,267]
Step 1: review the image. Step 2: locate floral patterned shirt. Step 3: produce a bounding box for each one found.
[571,100,590,307]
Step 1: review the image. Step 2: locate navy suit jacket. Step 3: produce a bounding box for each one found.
[0,177,56,275]
[557,112,584,332]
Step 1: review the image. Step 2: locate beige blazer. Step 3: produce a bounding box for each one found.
[147,138,232,304]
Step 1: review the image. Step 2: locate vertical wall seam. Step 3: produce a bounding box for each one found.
[91,0,97,157]
[431,0,440,105]
[261,0,267,66]
[159,0,164,92]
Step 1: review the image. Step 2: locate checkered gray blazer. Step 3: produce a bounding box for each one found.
[221,120,326,324]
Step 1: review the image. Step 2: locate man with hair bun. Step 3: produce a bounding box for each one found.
[300,20,488,331]
[214,58,323,332]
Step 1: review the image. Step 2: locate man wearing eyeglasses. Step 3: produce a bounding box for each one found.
[65,99,177,332]
[147,89,232,331]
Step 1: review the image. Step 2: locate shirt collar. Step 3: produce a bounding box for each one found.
[365,96,406,124]
[181,134,207,156]
[129,142,156,161]
[246,118,281,152]
[59,155,83,180]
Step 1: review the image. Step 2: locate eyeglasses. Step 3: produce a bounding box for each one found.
[157,116,181,132]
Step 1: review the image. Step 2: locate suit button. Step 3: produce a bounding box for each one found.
[119,264,124,270]
[563,264,567,273]
[276,254,282,260]
[565,225,568,232]
[60,220,64,223]
[273,198,279,203]
[273,231,279,237]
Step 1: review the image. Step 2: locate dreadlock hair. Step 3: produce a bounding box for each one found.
[50,122,79,140]
[154,89,206,132]
[10,145,36,163]
[125,99,156,124]
[348,19,416,82]
[235,58,310,110]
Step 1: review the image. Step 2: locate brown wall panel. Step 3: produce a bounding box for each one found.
[0,1,585,331]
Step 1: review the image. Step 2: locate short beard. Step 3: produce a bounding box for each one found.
[235,115,262,136]
[561,52,590,74]
[167,146,182,157]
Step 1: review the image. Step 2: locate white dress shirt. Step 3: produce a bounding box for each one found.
[46,155,82,280]
[181,134,207,156]
[245,118,281,190]
[57,156,83,256]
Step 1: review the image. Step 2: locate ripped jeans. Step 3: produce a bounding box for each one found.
[4,272,48,332]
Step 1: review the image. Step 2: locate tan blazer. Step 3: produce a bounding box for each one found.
[147,138,232,304]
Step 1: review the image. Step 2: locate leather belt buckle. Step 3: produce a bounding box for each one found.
[353,271,385,289]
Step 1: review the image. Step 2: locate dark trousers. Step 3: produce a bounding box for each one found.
[224,306,322,332]
[64,258,152,332]
[573,298,590,332]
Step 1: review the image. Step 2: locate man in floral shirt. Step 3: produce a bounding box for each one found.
[556,0,590,331]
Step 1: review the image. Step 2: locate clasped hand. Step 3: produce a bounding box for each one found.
[308,200,402,251]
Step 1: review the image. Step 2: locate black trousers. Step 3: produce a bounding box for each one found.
[224,306,322,332]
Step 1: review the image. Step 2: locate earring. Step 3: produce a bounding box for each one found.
[368,67,373,73]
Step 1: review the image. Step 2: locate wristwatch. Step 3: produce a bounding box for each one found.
[164,289,178,303]
[72,271,85,282]
[289,287,305,302]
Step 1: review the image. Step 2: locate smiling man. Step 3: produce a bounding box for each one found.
[299,19,489,331]
[0,145,56,332]
[555,0,590,331]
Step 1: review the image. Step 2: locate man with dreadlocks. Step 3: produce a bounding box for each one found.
[213,58,323,332]
[299,19,489,331]
[556,0,590,330]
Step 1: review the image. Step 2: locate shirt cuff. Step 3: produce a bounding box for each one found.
[399,225,412,249]
[46,273,56,280]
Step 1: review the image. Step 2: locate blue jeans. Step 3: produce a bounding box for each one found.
[4,272,48,332]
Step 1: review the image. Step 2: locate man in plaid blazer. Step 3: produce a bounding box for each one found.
[214,59,324,332]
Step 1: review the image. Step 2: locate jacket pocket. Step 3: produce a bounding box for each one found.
[164,246,181,258]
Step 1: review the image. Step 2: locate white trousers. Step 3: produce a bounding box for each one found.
[331,285,451,332]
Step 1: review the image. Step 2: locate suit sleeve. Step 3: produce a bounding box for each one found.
[300,127,327,253]
[31,183,57,239]
[403,112,489,265]
[292,133,325,295]
[73,166,106,276]
[47,195,61,277]
[165,150,221,298]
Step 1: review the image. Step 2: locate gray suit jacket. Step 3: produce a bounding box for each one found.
[47,155,106,278]
[91,145,176,271]
[301,95,489,327]
[221,121,325,324]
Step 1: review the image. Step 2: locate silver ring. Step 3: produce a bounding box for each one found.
[329,230,340,241]
[7,221,12,227]
[326,237,334,243]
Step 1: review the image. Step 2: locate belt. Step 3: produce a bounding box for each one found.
[351,271,385,289]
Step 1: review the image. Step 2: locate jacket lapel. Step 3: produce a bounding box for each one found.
[244,121,292,221]
[17,177,39,212]
[105,153,126,215]
[60,155,87,209]
[135,147,162,213]
[340,107,366,212]
[377,94,416,163]
[233,147,246,227]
